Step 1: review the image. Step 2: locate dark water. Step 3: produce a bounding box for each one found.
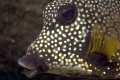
[0,0,118,80]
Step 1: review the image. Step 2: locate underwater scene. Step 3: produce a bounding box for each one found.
[0,0,120,80]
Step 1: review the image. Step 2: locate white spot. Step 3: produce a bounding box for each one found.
[45,45,47,48]
[81,39,85,43]
[51,30,54,34]
[58,37,62,40]
[47,42,50,46]
[50,35,54,39]
[69,43,72,46]
[47,38,50,41]
[47,31,50,35]
[76,25,80,30]
[63,48,66,51]
[74,47,77,51]
[60,25,64,30]
[52,19,56,23]
[88,20,92,23]
[74,21,78,25]
[48,49,51,53]
[78,35,82,38]
[59,42,62,45]
[78,31,82,34]
[58,31,62,35]
[42,49,45,52]
[67,39,70,42]
[55,24,59,27]
[70,28,74,31]
[39,44,43,47]
[69,47,71,50]
[77,17,81,21]
[62,33,66,37]
[68,33,72,36]
[79,44,82,47]
[37,41,40,43]
[54,34,58,37]
[80,22,84,24]
[65,29,69,32]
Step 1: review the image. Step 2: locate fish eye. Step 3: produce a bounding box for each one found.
[58,4,78,25]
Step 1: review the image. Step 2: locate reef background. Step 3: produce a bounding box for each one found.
[0,0,118,80]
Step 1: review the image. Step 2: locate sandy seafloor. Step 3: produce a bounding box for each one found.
[0,0,119,80]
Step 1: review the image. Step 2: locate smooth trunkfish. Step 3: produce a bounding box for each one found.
[18,0,120,79]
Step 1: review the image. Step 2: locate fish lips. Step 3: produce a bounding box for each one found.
[18,54,49,78]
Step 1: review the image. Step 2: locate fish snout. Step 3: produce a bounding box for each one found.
[18,46,49,78]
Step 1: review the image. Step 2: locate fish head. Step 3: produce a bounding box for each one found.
[18,0,120,78]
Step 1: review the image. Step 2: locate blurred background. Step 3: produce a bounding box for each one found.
[0,0,118,80]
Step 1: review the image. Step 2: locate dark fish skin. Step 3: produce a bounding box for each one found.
[18,0,120,78]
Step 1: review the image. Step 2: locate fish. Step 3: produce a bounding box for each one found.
[18,0,120,79]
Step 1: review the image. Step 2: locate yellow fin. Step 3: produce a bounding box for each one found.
[87,24,120,61]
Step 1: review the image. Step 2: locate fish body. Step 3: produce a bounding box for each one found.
[18,0,120,78]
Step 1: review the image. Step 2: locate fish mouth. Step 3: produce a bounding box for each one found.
[18,58,38,78]
[18,54,49,78]
[24,68,38,78]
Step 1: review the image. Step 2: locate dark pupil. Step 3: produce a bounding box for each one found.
[62,8,75,20]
